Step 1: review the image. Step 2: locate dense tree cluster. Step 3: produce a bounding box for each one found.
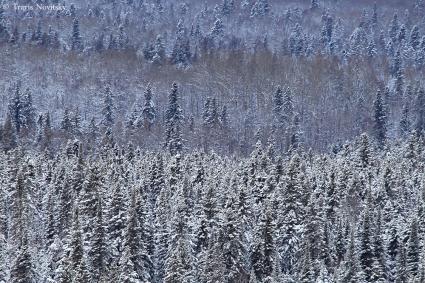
[0,0,425,155]
[0,134,424,282]
[2,1,425,281]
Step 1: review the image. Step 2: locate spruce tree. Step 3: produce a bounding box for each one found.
[389,13,399,42]
[289,113,303,150]
[20,88,36,133]
[0,5,7,40]
[142,84,156,131]
[279,154,303,274]
[342,230,361,283]
[222,195,249,282]
[372,2,378,25]
[251,205,274,282]
[8,82,23,134]
[396,244,407,283]
[357,133,372,168]
[154,183,171,283]
[390,49,400,76]
[406,218,420,278]
[107,173,127,261]
[164,183,194,283]
[101,86,115,129]
[251,0,270,17]
[359,205,374,281]
[373,89,387,149]
[42,112,52,152]
[9,26,19,45]
[60,108,73,137]
[210,18,224,39]
[10,234,36,283]
[399,102,411,138]
[86,117,99,153]
[153,35,166,65]
[119,191,152,282]
[80,165,102,229]
[299,242,314,283]
[72,108,82,137]
[273,86,284,151]
[65,209,85,281]
[415,87,425,135]
[71,18,83,51]
[171,20,191,67]
[2,114,17,152]
[95,33,105,52]
[164,82,184,155]
[87,177,107,281]
[410,25,420,50]
[371,210,385,282]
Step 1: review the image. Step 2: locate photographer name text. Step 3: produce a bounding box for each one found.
[2,3,66,11]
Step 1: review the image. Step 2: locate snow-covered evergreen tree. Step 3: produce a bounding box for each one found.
[164,83,184,155]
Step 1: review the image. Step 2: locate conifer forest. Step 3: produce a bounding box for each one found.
[2,0,425,282]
